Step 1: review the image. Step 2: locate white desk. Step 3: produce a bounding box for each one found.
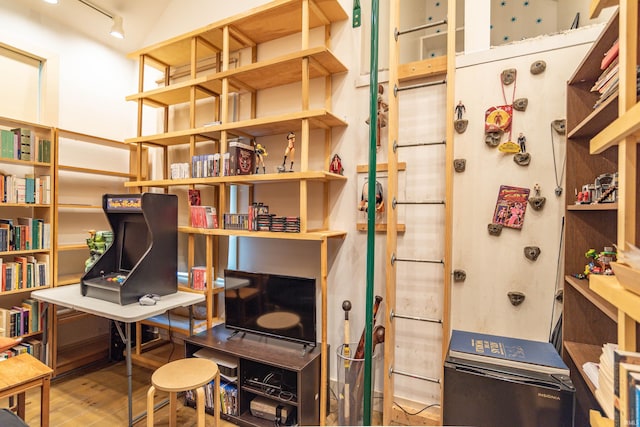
[32,284,205,427]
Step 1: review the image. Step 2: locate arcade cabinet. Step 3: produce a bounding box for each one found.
[81,193,178,305]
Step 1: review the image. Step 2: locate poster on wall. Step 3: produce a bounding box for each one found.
[492,185,530,230]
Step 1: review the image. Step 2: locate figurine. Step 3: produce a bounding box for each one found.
[584,247,616,276]
[365,84,388,148]
[455,100,466,120]
[278,132,295,172]
[517,132,526,153]
[329,154,344,175]
[254,139,268,174]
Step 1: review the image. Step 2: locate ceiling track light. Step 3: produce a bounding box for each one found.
[42,0,60,4]
[76,0,125,39]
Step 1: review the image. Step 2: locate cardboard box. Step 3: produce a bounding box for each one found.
[228,139,255,175]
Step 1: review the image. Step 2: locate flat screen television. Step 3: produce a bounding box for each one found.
[224,269,317,347]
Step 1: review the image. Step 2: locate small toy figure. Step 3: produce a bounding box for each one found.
[329,153,344,175]
[366,84,388,148]
[584,246,617,276]
[85,230,113,271]
[517,132,526,153]
[254,139,268,174]
[278,132,295,172]
[455,100,466,120]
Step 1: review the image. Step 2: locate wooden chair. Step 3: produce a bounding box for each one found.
[146,358,220,427]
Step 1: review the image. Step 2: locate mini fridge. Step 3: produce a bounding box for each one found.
[443,355,575,427]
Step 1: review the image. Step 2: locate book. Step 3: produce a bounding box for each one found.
[448,329,569,375]
[627,371,640,426]
[601,39,620,70]
[617,362,640,426]
[613,349,640,426]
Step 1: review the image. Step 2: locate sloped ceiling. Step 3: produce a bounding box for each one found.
[20,0,171,54]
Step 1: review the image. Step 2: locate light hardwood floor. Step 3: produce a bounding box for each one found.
[2,358,357,426]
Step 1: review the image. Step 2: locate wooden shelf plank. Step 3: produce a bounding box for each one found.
[356,162,407,173]
[58,165,136,179]
[356,223,406,233]
[126,109,347,146]
[125,170,347,188]
[567,203,618,211]
[567,94,618,140]
[590,409,614,427]
[127,47,347,107]
[178,226,346,241]
[591,101,640,154]
[591,275,640,323]
[564,340,602,395]
[127,0,347,68]
[566,275,617,322]
[398,56,447,82]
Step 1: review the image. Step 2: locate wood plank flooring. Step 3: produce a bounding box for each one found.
[0,359,356,426]
[1,360,237,427]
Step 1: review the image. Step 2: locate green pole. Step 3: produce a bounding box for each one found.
[364,0,380,424]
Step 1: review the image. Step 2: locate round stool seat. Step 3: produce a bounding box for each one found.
[147,358,220,427]
[152,358,218,392]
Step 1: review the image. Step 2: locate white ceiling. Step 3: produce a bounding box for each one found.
[24,0,172,54]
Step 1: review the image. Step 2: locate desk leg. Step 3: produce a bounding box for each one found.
[41,376,51,427]
[126,322,133,427]
[16,392,25,419]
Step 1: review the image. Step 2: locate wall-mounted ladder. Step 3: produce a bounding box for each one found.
[384,0,456,424]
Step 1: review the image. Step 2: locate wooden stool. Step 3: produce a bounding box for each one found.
[146,358,220,427]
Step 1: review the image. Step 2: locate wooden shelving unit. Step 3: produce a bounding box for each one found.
[51,128,143,376]
[0,116,54,363]
[563,1,640,425]
[125,1,348,423]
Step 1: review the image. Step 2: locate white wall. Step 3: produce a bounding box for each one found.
[0,0,137,140]
[452,26,603,340]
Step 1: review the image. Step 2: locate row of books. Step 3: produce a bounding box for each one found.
[0,298,44,338]
[0,174,52,205]
[0,254,50,291]
[0,338,43,361]
[593,342,640,427]
[0,217,51,252]
[592,39,640,110]
[0,128,52,163]
[190,153,231,178]
[185,381,238,416]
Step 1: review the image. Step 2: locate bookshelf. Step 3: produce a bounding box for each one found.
[124,0,348,421]
[563,1,640,425]
[51,129,143,376]
[0,116,54,362]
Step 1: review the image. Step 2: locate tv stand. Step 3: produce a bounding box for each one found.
[185,324,322,426]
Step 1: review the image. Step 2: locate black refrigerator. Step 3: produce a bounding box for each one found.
[443,355,575,427]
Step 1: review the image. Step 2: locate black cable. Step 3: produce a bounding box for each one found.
[392,401,440,416]
[166,311,175,362]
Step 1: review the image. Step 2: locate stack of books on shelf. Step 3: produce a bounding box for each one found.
[0,218,51,252]
[592,39,640,110]
[0,254,49,291]
[595,342,616,419]
[0,339,43,361]
[0,174,51,205]
[0,298,44,338]
[0,128,51,162]
[223,203,301,233]
[594,342,640,426]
